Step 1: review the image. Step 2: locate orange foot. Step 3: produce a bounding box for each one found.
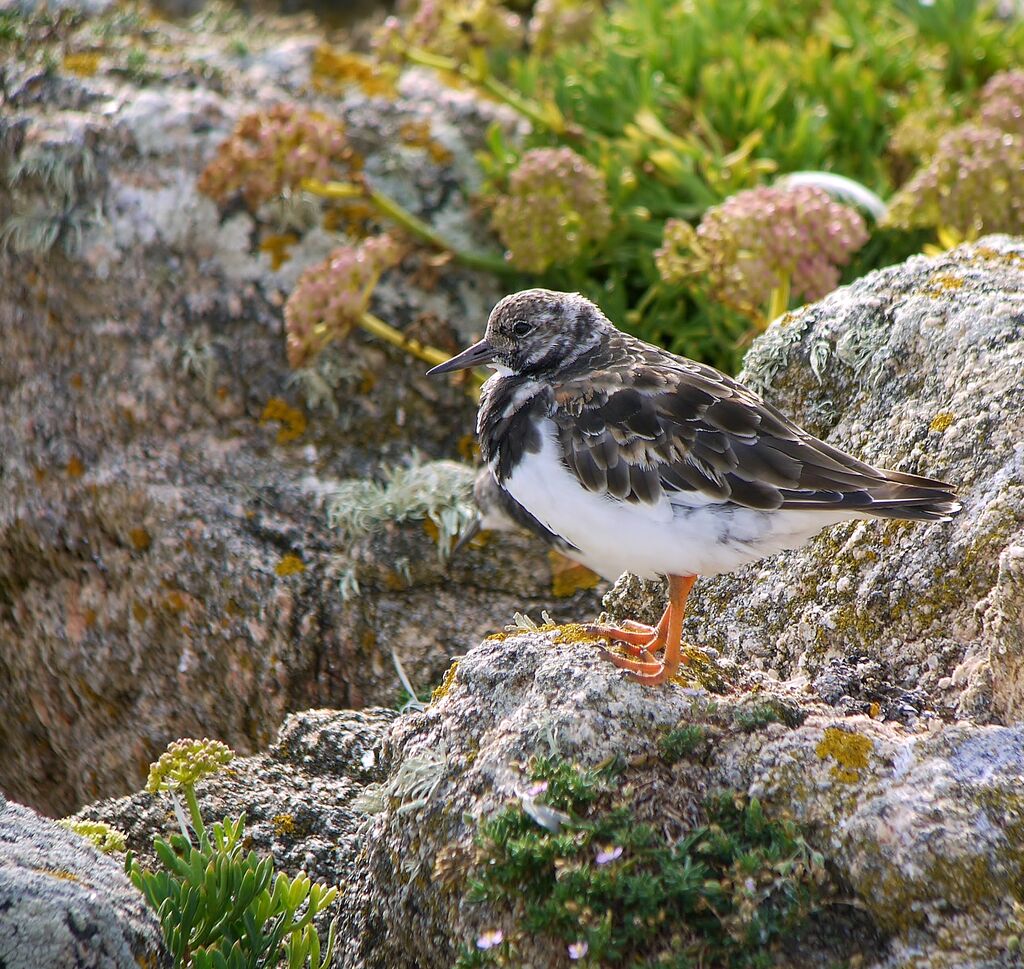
[583,613,670,657]
[588,575,696,686]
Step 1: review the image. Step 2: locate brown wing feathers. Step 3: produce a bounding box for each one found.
[554,365,959,520]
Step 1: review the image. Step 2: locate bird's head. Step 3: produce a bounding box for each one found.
[427,288,607,378]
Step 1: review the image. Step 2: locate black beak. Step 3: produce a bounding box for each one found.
[427,339,496,375]
[451,517,482,559]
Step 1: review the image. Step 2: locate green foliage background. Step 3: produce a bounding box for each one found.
[460,0,1024,370]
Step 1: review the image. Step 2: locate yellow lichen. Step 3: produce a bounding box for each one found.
[66,456,85,478]
[929,411,955,433]
[129,527,151,551]
[550,623,602,646]
[815,727,873,783]
[430,661,461,704]
[63,52,101,76]
[548,551,601,597]
[259,232,298,270]
[163,591,188,613]
[312,46,397,97]
[275,554,306,577]
[260,397,307,444]
[398,120,454,164]
[36,867,81,882]
[272,813,296,836]
[924,272,966,297]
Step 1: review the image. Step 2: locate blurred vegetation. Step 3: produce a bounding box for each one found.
[368,0,1024,372]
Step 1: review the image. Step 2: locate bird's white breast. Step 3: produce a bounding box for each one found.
[501,419,857,581]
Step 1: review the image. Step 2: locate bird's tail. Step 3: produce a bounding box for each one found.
[779,466,961,521]
[860,468,961,522]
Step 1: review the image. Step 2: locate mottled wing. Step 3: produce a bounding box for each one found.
[550,342,958,519]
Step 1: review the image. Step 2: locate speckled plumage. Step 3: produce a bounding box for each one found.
[462,289,959,579]
[430,287,960,683]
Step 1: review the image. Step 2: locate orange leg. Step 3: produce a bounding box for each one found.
[596,575,697,686]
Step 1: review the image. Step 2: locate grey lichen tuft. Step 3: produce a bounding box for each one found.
[0,145,104,257]
[327,458,477,559]
[353,746,449,817]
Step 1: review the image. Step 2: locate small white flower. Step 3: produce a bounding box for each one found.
[568,940,589,960]
[594,844,623,865]
[476,929,504,950]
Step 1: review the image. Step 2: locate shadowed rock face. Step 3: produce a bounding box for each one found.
[609,237,1024,727]
[0,9,600,816]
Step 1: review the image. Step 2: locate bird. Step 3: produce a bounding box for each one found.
[428,288,960,686]
[454,466,581,558]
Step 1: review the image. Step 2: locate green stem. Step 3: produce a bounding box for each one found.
[766,274,791,323]
[402,45,566,135]
[184,785,210,853]
[359,312,485,396]
[302,178,515,277]
[364,187,513,276]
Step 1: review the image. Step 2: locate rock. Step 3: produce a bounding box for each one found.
[0,793,168,969]
[0,5,592,817]
[76,708,396,885]
[343,632,1023,968]
[608,237,1024,726]
[82,632,1020,968]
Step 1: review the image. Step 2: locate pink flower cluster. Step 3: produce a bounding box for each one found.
[198,104,352,211]
[886,71,1024,236]
[284,235,402,368]
[655,185,868,316]
[376,0,523,63]
[977,70,1024,136]
[490,147,613,273]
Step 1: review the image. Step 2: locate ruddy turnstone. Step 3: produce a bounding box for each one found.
[429,289,960,686]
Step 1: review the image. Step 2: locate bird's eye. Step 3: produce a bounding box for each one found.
[512,321,532,337]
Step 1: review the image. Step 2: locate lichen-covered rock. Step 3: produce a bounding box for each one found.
[0,793,168,969]
[334,630,1024,969]
[77,708,396,883]
[610,237,1024,726]
[76,632,1023,968]
[0,5,590,817]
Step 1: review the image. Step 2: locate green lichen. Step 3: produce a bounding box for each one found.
[815,728,873,784]
[456,757,828,968]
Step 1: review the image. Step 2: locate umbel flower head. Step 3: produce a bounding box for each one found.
[977,70,1024,136]
[528,0,600,56]
[146,738,234,794]
[655,185,868,317]
[884,125,1024,236]
[198,104,353,211]
[490,147,612,273]
[284,234,402,368]
[378,0,523,63]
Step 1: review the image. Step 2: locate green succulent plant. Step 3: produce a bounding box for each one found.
[127,738,338,969]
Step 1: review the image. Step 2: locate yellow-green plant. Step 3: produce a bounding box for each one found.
[127,739,338,969]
